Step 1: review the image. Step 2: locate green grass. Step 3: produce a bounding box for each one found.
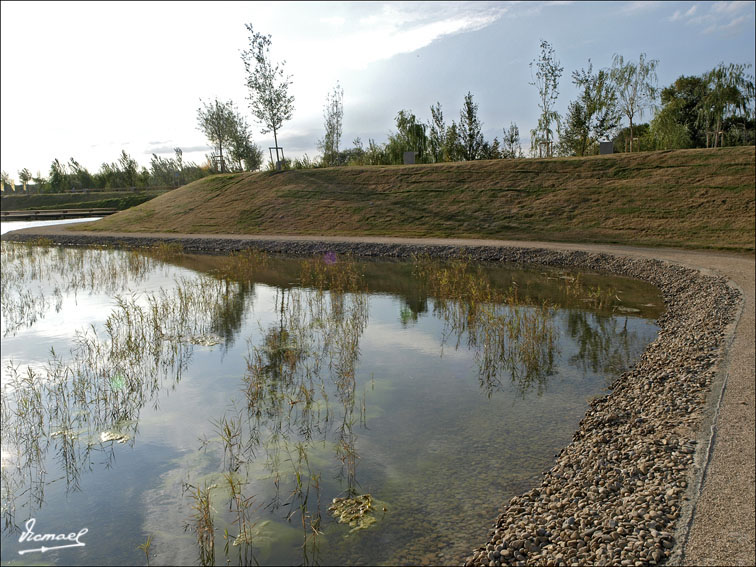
[78,147,755,252]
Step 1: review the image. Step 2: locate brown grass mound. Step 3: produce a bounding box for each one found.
[81,147,756,251]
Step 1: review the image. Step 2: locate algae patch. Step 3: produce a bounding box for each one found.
[329,494,385,533]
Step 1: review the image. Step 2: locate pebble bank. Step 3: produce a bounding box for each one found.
[1,231,741,566]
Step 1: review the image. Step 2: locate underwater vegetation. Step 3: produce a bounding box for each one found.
[0,242,661,565]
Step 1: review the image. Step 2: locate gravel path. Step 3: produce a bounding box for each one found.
[2,225,753,566]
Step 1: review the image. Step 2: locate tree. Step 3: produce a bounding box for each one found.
[559,61,621,156]
[502,122,522,158]
[459,92,484,160]
[428,101,446,162]
[530,40,563,157]
[227,109,263,171]
[49,159,69,192]
[479,137,501,160]
[649,109,692,150]
[174,147,184,185]
[196,98,237,172]
[655,75,709,148]
[610,53,659,152]
[2,170,11,192]
[67,158,92,189]
[612,123,651,153]
[318,82,344,166]
[118,150,139,187]
[558,100,591,157]
[18,168,32,191]
[697,62,754,148]
[241,23,295,169]
[386,110,428,163]
[150,153,180,186]
[443,121,463,162]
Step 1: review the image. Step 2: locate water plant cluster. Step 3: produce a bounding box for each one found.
[0,241,659,565]
[414,255,558,396]
[189,255,372,564]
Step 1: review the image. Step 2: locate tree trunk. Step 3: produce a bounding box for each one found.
[715,118,721,148]
[629,117,634,152]
[272,126,280,169]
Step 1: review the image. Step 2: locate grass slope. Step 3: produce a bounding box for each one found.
[81,147,756,251]
[1,189,171,211]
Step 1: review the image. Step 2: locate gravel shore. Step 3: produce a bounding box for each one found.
[2,226,752,566]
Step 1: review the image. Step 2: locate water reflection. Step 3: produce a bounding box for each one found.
[0,242,662,565]
[1,253,258,533]
[413,256,558,397]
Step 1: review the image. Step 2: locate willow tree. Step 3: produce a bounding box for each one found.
[697,62,754,148]
[610,53,659,152]
[241,24,294,169]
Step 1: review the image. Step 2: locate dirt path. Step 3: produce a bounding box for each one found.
[4,225,754,565]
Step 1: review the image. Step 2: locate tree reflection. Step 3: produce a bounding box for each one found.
[1,243,662,565]
[202,255,370,565]
[414,256,559,397]
[0,257,260,534]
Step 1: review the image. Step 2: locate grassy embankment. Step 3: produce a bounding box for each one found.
[0,188,172,211]
[79,147,755,251]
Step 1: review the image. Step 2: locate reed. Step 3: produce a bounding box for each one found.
[136,534,153,566]
[183,481,217,566]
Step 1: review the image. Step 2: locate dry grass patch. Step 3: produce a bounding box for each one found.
[79,147,755,251]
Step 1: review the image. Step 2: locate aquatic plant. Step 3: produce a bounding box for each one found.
[183,481,216,566]
[329,493,379,532]
[413,254,560,396]
[136,534,153,566]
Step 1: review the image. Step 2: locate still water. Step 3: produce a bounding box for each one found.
[0,230,663,566]
[0,217,102,235]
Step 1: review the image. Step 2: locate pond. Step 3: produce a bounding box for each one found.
[0,232,663,566]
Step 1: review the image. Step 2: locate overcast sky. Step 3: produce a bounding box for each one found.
[1,1,754,180]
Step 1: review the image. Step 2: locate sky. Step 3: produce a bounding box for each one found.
[1,0,754,181]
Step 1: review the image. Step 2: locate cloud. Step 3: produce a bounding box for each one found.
[670,5,696,22]
[312,2,511,70]
[147,144,211,155]
[319,16,345,26]
[712,1,749,15]
[704,13,749,34]
[621,1,662,15]
[667,1,753,35]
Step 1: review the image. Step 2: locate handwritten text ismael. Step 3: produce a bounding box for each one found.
[18,518,88,554]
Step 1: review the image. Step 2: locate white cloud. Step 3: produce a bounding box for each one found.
[704,13,749,34]
[622,1,662,15]
[712,1,749,15]
[319,16,345,26]
[670,4,697,22]
[668,0,753,35]
[320,2,510,71]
